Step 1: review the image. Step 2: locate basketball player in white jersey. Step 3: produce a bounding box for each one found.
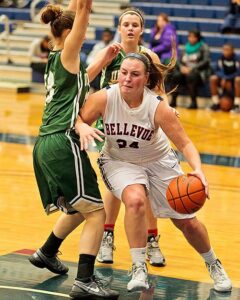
[76,52,232,293]
[95,7,177,267]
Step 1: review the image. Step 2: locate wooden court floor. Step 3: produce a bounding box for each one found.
[0,91,240,299]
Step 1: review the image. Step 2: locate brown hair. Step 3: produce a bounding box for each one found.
[41,5,75,38]
[142,49,176,93]
[119,7,145,27]
[155,13,169,30]
[123,49,176,93]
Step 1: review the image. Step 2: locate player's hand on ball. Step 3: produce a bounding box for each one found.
[188,170,209,199]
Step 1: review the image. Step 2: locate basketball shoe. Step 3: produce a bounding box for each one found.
[127,262,149,292]
[97,231,115,264]
[146,235,166,266]
[206,259,232,292]
[29,249,68,275]
[69,275,119,299]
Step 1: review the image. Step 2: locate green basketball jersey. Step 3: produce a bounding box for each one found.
[39,51,89,136]
[100,46,148,89]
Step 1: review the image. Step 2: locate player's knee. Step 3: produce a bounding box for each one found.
[173,217,197,234]
[123,188,145,215]
[85,208,106,225]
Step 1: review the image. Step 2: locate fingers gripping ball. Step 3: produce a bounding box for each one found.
[166,175,206,214]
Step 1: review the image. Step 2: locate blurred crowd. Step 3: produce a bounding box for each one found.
[27,2,240,112]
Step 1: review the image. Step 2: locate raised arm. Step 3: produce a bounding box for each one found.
[61,0,92,72]
[67,0,77,11]
[87,43,122,82]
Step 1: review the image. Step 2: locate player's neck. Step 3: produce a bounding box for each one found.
[121,41,139,55]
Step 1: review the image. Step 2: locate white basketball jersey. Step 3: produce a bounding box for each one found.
[102,84,171,164]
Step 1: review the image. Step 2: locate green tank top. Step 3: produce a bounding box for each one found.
[100,46,147,89]
[39,51,89,136]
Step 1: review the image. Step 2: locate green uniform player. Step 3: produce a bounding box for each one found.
[29,3,120,298]
[33,50,103,214]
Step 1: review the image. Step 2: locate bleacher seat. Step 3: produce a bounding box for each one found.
[150,7,172,16]
[131,2,227,19]
[0,23,14,33]
[193,9,214,19]
[210,0,228,6]
[190,0,209,5]
[31,69,44,83]
[0,8,31,21]
[82,40,98,54]
[172,8,193,18]
[169,0,188,3]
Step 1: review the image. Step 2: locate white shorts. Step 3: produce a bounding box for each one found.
[98,149,195,219]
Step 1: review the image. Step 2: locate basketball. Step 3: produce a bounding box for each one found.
[166,175,206,214]
[219,96,233,112]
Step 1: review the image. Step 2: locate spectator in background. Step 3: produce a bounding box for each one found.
[86,28,113,91]
[149,13,179,65]
[210,43,240,112]
[29,35,50,75]
[170,29,211,109]
[221,0,240,34]
[86,28,113,65]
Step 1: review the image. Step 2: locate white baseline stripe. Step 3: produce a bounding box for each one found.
[0,286,70,298]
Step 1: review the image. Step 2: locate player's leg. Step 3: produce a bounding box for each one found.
[122,184,149,292]
[172,217,232,292]
[29,136,71,274]
[98,157,150,292]
[97,191,120,263]
[145,199,166,266]
[29,213,84,274]
[62,136,119,299]
[148,151,232,293]
[98,191,165,267]
[69,208,119,299]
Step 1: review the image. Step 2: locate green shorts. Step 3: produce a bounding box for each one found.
[33,131,103,215]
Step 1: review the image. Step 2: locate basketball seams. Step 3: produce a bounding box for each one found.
[187,176,205,206]
[167,186,177,211]
[169,188,204,201]
[176,176,190,214]
[167,175,206,214]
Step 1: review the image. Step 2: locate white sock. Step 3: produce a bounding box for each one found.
[234,97,240,105]
[130,247,146,264]
[200,248,217,265]
[212,95,219,104]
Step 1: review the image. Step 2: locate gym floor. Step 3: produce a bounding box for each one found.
[0,91,240,299]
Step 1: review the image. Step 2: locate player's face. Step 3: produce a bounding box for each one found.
[119,59,148,96]
[118,14,143,43]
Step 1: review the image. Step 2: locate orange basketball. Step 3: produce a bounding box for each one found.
[166,175,206,214]
[219,96,233,112]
